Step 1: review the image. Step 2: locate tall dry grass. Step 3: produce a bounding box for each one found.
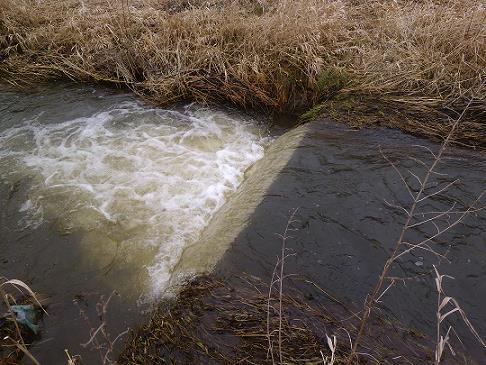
[0,0,485,129]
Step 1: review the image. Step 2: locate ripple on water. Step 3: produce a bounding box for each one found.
[0,100,270,296]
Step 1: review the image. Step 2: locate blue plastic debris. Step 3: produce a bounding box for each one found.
[10,304,39,334]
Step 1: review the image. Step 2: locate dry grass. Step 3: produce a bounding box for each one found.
[0,277,45,365]
[119,275,458,365]
[0,0,485,142]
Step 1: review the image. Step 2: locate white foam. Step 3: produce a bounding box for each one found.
[0,101,269,294]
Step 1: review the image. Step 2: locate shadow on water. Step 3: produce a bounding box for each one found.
[0,85,148,364]
[1,84,485,363]
[0,179,147,364]
[213,121,486,361]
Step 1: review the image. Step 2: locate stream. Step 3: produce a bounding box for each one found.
[0,85,270,363]
[1,85,485,363]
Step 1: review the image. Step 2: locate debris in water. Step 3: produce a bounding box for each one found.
[119,275,467,364]
[10,305,40,335]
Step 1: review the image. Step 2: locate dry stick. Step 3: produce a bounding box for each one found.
[275,208,299,365]
[78,290,127,365]
[346,103,472,364]
[278,209,297,365]
[267,258,279,365]
[6,337,41,365]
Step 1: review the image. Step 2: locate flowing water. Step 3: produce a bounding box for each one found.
[0,85,270,363]
[213,122,486,361]
[1,85,485,364]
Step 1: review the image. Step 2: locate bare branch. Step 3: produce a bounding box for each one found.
[380,146,415,200]
[417,179,459,203]
[412,144,437,159]
[395,191,484,260]
[375,280,396,303]
[81,323,106,348]
[407,203,457,229]
[384,199,411,216]
[407,169,423,188]
[347,101,474,364]
[408,156,427,167]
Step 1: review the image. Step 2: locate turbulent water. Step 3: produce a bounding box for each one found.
[2,86,485,363]
[0,87,269,295]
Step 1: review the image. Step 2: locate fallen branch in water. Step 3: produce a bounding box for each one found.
[75,291,129,365]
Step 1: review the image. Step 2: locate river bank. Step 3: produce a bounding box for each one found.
[1,0,485,147]
[120,274,475,365]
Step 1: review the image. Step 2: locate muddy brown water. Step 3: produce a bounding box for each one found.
[1,85,485,364]
[0,84,270,364]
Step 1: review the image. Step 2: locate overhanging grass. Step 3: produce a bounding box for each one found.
[0,0,485,143]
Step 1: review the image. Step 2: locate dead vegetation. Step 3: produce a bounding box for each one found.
[0,0,485,145]
[0,278,45,365]
[118,274,473,364]
[345,106,486,364]
[73,291,130,365]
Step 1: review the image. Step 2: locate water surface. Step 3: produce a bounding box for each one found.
[1,85,485,363]
[0,85,270,363]
[214,121,486,361]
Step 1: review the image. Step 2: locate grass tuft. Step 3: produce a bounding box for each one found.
[0,0,485,143]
